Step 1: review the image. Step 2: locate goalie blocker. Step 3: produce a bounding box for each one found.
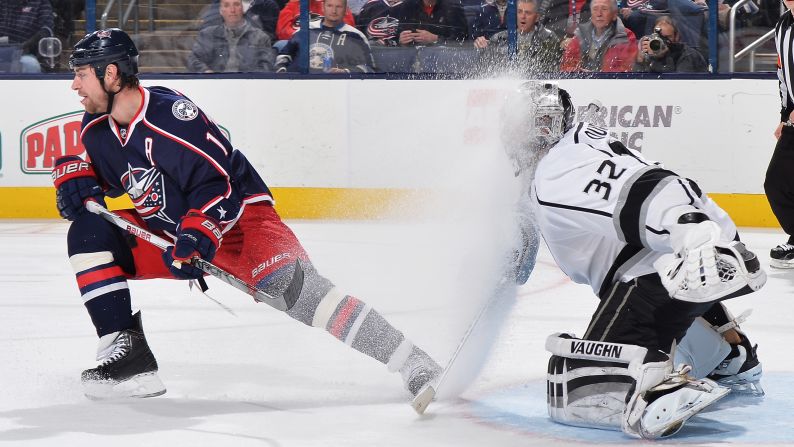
[545,333,729,439]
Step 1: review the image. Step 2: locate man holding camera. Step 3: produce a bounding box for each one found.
[633,15,705,72]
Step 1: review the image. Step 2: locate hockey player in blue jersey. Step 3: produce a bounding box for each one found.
[501,81,766,439]
[55,28,439,406]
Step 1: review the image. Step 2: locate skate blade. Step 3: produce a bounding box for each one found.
[84,372,167,400]
[411,384,436,415]
[640,383,730,439]
[770,259,794,269]
[721,380,765,397]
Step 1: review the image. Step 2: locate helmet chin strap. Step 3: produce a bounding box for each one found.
[98,69,123,116]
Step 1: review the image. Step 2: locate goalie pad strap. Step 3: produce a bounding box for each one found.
[715,309,752,334]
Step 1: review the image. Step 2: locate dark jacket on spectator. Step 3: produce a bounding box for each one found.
[471,2,506,39]
[538,0,590,37]
[392,0,469,44]
[481,24,562,72]
[276,21,375,72]
[0,0,54,54]
[188,20,276,72]
[632,41,707,72]
[200,0,280,41]
[358,0,398,32]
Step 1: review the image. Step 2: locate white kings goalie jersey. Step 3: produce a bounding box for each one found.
[529,122,738,297]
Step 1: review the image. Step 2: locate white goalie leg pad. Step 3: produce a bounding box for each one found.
[545,334,648,430]
[654,238,767,303]
[546,333,730,439]
[675,317,732,379]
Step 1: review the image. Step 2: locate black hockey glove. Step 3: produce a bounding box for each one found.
[163,210,222,280]
[52,156,106,221]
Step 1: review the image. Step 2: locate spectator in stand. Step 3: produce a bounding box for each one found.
[276,0,375,72]
[188,0,276,72]
[52,0,84,49]
[471,0,509,41]
[538,0,591,39]
[618,0,705,50]
[199,0,281,41]
[356,0,402,38]
[0,0,54,73]
[393,0,469,46]
[632,15,706,72]
[475,0,562,72]
[277,0,356,41]
[560,0,637,72]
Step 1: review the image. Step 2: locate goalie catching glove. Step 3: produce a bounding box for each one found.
[654,215,766,303]
[163,210,222,280]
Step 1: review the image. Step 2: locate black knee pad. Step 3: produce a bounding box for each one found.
[265,261,334,325]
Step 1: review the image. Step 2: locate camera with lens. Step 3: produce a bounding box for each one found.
[647,27,670,54]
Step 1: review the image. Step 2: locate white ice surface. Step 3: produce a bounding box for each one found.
[1,220,793,447]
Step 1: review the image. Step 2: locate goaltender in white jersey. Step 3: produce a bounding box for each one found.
[502,81,766,439]
[532,120,738,297]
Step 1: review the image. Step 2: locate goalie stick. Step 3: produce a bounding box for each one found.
[86,201,298,311]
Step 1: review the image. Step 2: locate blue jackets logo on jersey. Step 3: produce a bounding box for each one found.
[172,99,198,121]
[122,164,175,224]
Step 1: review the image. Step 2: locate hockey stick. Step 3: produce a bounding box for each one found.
[85,201,297,311]
[412,274,514,414]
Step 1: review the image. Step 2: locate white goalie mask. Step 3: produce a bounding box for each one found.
[500,81,574,176]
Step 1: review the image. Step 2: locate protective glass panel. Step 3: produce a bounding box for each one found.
[4,0,781,75]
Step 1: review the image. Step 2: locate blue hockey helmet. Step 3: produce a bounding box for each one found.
[69,28,139,78]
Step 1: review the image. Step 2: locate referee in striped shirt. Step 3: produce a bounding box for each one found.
[766,0,794,268]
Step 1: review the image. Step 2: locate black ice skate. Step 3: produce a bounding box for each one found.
[770,243,794,269]
[707,336,764,396]
[399,346,441,414]
[81,311,166,400]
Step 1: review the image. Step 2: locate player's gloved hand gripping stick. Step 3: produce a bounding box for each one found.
[85,201,299,311]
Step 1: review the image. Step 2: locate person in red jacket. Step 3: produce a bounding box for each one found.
[276,0,356,40]
[560,0,637,72]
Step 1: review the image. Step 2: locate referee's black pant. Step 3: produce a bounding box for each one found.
[765,125,794,243]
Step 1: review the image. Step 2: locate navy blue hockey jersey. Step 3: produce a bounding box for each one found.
[80,86,273,236]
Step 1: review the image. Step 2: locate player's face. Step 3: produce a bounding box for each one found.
[220,0,245,27]
[71,66,109,114]
[589,0,617,32]
[784,0,794,13]
[517,2,538,33]
[323,0,346,25]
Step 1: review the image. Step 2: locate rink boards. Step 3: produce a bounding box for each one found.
[0,77,780,226]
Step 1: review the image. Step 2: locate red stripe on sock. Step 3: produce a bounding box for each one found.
[329,296,360,339]
[77,265,125,289]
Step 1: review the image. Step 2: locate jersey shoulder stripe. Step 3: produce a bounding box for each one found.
[617,168,676,246]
